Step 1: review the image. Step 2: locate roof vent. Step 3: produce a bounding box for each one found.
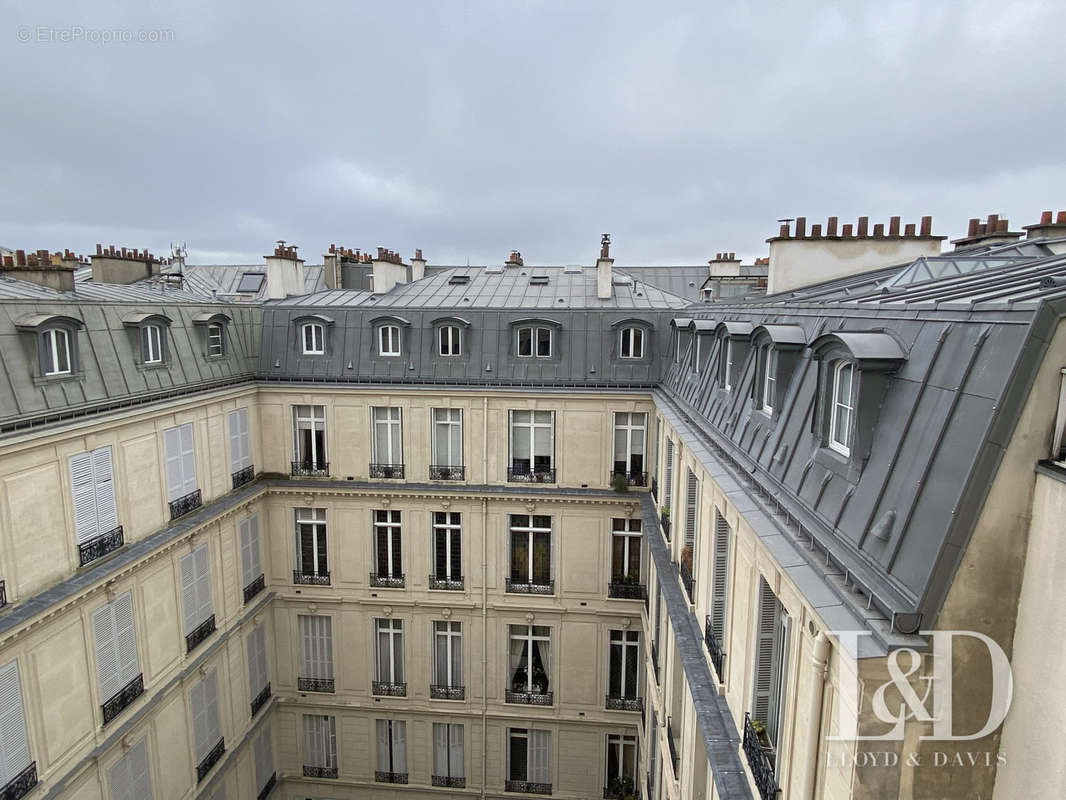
[563,264,583,274]
[612,274,633,286]
[484,264,504,274]
[448,273,471,285]
[529,274,549,286]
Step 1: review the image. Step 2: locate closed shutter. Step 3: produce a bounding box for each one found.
[69,451,99,543]
[192,672,221,762]
[181,546,212,633]
[93,447,118,532]
[254,725,272,790]
[92,603,120,702]
[433,723,448,776]
[0,661,31,786]
[179,424,197,496]
[376,719,389,772]
[752,579,779,735]
[164,426,183,501]
[393,720,407,773]
[109,737,151,800]
[528,730,551,784]
[113,592,139,687]
[663,441,674,506]
[204,673,221,754]
[684,470,698,548]
[239,516,261,587]
[711,513,732,639]
[449,724,464,778]
[305,716,322,768]
[194,545,213,628]
[228,408,250,472]
[247,626,267,697]
[301,616,332,680]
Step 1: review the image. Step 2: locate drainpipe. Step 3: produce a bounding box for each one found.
[481,495,489,799]
[803,631,830,800]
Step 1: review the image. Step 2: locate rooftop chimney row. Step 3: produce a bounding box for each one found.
[374,247,403,265]
[327,244,373,263]
[3,248,89,269]
[712,252,739,262]
[271,241,300,261]
[769,215,938,241]
[93,244,169,264]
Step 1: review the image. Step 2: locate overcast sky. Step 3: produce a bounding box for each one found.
[1,0,1064,266]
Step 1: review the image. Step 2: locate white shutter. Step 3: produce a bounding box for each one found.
[254,726,272,789]
[240,516,261,588]
[180,423,197,496]
[528,730,551,784]
[180,551,197,633]
[301,616,332,680]
[92,447,119,533]
[194,545,213,628]
[711,513,732,640]
[70,451,99,543]
[664,441,674,505]
[92,603,120,702]
[191,678,208,761]
[433,724,448,776]
[752,579,778,734]
[204,672,221,752]
[163,426,184,501]
[376,719,389,772]
[684,470,698,548]
[109,737,151,800]
[393,721,407,774]
[228,410,241,473]
[449,724,464,778]
[248,627,267,697]
[0,661,31,786]
[113,592,139,686]
[304,715,321,768]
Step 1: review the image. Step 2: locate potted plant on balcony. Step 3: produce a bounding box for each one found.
[750,718,772,750]
[606,775,637,800]
[680,546,693,573]
[610,472,630,493]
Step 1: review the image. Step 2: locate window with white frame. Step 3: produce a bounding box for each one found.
[508,410,554,477]
[760,344,778,413]
[663,439,674,509]
[608,630,640,700]
[69,446,119,552]
[207,323,225,357]
[228,408,251,475]
[438,325,461,356]
[432,512,462,581]
[612,412,646,481]
[294,508,328,579]
[507,729,551,788]
[373,510,403,580]
[163,423,198,502]
[433,620,463,690]
[829,360,855,456]
[247,625,269,705]
[605,734,638,796]
[509,514,552,589]
[372,407,403,466]
[433,723,464,783]
[718,336,734,390]
[42,327,72,375]
[375,618,405,685]
[91,591,140,712]
[301,322,324,355]
[619,327,644,359]
[376,720,407,778]
[674,328,682,363]
[108,736,151,800]
[239,515,262,596]
[752,578,790,752]
[190,670,223,770]
[378,324,401,357]
[0,661,32,793]
[253,725,273,795]
[708,510,732,678]
[180,544,213,639]
[303,714,337,772]
[141,324,164,364]
[690,333,701,373]
[431,408,463,468]
[293,405,327,471]
[299,615,334,691]
[610,518,642,583]
[508,625,551,697]
[516,325,552,358]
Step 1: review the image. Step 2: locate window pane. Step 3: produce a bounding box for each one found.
[537,328,551,356]
[518,328,532,356]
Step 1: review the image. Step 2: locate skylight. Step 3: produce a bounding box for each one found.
[881,256,1031,289]
[236,272,265,293]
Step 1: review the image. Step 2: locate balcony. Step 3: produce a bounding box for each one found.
[231,464,255,490]
[293,570,330,586]
[257,772,277,800]
[506,578,554,595]
[298,677,335,693]
[291,460,329,478]
[680,560,694,604]
[605,695,643,712]
[610,470,648,488]
[505,780,552,795]
[303,765,338,779]
[505,690,553,706]
[196,737,225,782]
[428,574,464,591]
[651,643,660,685]
[375,771,409,784]
[432,775,467,788]
[430,684,465,700]
[372,680,407,697]
[604,783,641,800]
[101,673,144,725]
[704,616,727,682]
[666,719,679,777]
[507,466,556,483]
[243,573,266,604]
[369,572,405,589]
[429,464,465,481]
[742,713,780,800]
[0,762,37,800]
[608,579,646,600]
[659,511,671,540]
[78,525,124,566]
[169,489,202,520]
[251,682,272,716]
[369,463,405,479]
[185,615,216,654]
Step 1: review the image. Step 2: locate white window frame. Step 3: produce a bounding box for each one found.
[433,722,464,780]
[295,507,328,577]
[371,407,403,466]
[180,544,213,634]
[508,410,555,474]
[142,324,163,364]
[516,326,552,358]
[303,714,337,770]
[610,518,642,581]
[378,325,401,357]
[828,360,854,457]
[438,325,462,356]
[508,624,552,695]
[92,591,140,706]
[163,423,198,502]
[376,719,408,776]
[299,614,334,683]
[43,327,72,375]
[619,327,644,359]
[292,405,326,469]
[375,618,405,684]
[433,620,463,689]
[431,408,463,468]
[432,511,462,581]
[373,509,403,578]
[509,514,552,586]
[605,734,638,792]
[69,446,119,545]
[608,630,641,700]
[612,412,646,478]
[301,322,324,355]
[507,728,551,785]
[719,337,734,390]
[761,344,778,414]
[690,334,701,373]
[207,323,225,357]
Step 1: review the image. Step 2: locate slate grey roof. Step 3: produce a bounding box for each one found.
[74,263,329,302]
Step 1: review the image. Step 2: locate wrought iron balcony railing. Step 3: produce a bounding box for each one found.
[372,680,407,697]
[704,616,727,682]
[375,771,409,784]
[507,466,556,483]
[428,574,464,591]
[231,464,255,490]
[605,695,643,712]
[291,460,329,477]
[432,775,467,788]
[660,511,671,540]
[293,570,330,585]
[185,615,216,654]
[505,578,554,595]
[369,572,405,588]
[303,765,338,779]
[298,676,335,693]
[604,785,641,800]
[78,525,124,566]
[369,463,405,479]
[610,470,648,487]
[666,719,679,777]
[743,713,780,800]
[680,560,694,604]
[608,580,646,600]
[429,464,465,481]
[169,489,202,520]
[0,762,37,800]
[251,682,272,717]
[243,573,266,604]
[196,737,225,782]
[505,690,553,705]
[430,684,466,700]
[256,772,276,800]
[505,780,552,795]
[101,673,144,725]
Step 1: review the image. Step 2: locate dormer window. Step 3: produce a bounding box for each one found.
[713,321,754,393]
[302,323,324,355]
[718,337,734,390]
[517,326,552,358]
[379,325,401,357]
[192,312,232,359]
[43,328,71,375]
[121,312,172,369]
[759,344,778,413]
[751,325,806,419]
[828,360,854,456]
[15,313,84,380]
[619,327,644,359]
[207,323,224,357]
[142,324,164,364]
[439,325,461,357]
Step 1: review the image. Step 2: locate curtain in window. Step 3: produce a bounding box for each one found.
[528,730,551,783]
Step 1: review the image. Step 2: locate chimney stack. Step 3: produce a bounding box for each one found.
[263,240,306,299]
[596,233,614,300]
[90,244,166,285]
[370,245,410,294]
[505,250,524,268]
[950,213,1023,250]
[410,248,426,281]
[1023,210,1066,241]
[1,245,79,292]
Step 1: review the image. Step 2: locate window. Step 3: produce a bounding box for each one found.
[207,323,225,357]
[509,515,552,592]
[507,729,551,790]
[760,344,778,413]
[294,508,328,580]
[612,412,646,483]
[293,405,327,472]
[301,322,324,355]
[438,325,461,356]
[163,423,198,503]
[674,328,681,363]
[516,326,552,358]
[236,272,265,293]
[433,621,463,692]
[829,360,854,456]
[371,407,403,467]
[247,625,269,712]
[752,578,790,751]
[605,735,638,796]
[508,625,551,698]
[663,439,674,510]
[375,619,405,689]
[683,469,699,550]
[432,512,462,583]
[431,408,463,472]
[378,325,401,356]
[228,408,252,478]
[0,661,32,795]
[303,715,337,776]
[299,615,334,693]
[141,324,164,364]
[239,516,263,604]
[608,630,640,701]
[69,446,120,561]
[619,327,644,359]
[190,670,224,775]
[42,327,72,375]
[610,518,642,583]
[109,737,151,800]
[718,336,734,390]
[180,545,214,648]
[433,723,465,786]
[92,591,141,722]
[375,720,407,781]
[372,510,403,583]
[708,511,732,680]
[253,726,274,797]
[690,334,701,373]
[508,410,554,479]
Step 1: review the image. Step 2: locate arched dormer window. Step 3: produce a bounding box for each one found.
[293,314,335,356]
[16,313,85,380]
[431,317,471,359]
[369,316,412,360]
[379,325,401,356]
[121,312,173,367]
[829,360,855,456]
[750,325,806,417]
[511,318,561,360]
[670,318,694,364]
[713,321,753,391]
[610,318,653,361]
[44,327,72,375]
[192,312,232,358]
